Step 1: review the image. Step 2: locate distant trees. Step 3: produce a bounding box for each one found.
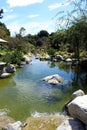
[0,0,87,66]
[37,30,49,38]
[0,22,10,38]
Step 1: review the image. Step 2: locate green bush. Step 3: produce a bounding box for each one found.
[2,52,12,63]
[3,50,24,65]
[54,51,68,56]
[47,48,56,56]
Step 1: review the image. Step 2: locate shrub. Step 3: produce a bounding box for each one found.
[2,50,24,65]
[47,48,56,57]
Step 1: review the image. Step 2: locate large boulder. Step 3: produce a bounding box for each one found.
[43,74,64,85]
[56,119,85,130]
[63,89,85,115]
[67,95,87,125]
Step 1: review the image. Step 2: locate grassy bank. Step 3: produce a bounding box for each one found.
[0,114,66,130]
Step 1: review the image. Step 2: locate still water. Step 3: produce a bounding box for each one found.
[0,58,87,121]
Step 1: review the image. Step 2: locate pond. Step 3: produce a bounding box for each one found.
[0,58,87,121]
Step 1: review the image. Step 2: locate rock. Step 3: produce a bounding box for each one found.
[0,115,15,130]
[43,74,63,85]
[63,55,68,60]
[56,119,85,130]
[63,89,85,115]
[67,95,87,125]
[6,64,16,73]
[53,58,57,62]
[23,55,32,64]
[0,62,6,66]
[56,55,64,61]
[0,73,11,78]
[48,78,59,84]
[66,58,72,62]
[45,55,51,60]
[4,121,22,130]
[71,89,85,100]
[35,54,42,59]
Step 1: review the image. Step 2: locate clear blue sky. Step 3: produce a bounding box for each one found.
[0,0,76,36]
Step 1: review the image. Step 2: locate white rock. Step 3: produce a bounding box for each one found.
[0,73,11,78]
[71,89,85,100]
[56,119,85,130]
[23,55,32,64]
[5,121,22,130]
[48,78,59,85]
[0,62,6,66]
[66,58,72,62]
[56,55,64,61]
[43,74,63,85]
[68,95,87,125]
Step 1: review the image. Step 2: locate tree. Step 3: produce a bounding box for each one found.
[67,20,87,58]
[37,30,49,38]
[0,9,3,19]
[56,0,87,60]
[0,22,10,38]
[56,0,87,29]
[19,27,26,36]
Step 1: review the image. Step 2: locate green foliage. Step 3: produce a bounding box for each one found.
[67,20,87,58]
[0,22,10,38]
[54,51,67,56]
[47,48,56,56]
[37,30,49,38]
[59,42,68,52]
[2,52,12,63]
[80,51,87,58]
[3,50,24,65]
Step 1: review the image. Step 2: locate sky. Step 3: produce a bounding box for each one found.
[0,0,76,36]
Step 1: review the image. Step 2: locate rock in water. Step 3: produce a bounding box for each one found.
[67,95,87,125]
[43,74,63,85]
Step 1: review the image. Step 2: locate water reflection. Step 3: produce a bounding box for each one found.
[0,59,87,120]
[0,77,16,88]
